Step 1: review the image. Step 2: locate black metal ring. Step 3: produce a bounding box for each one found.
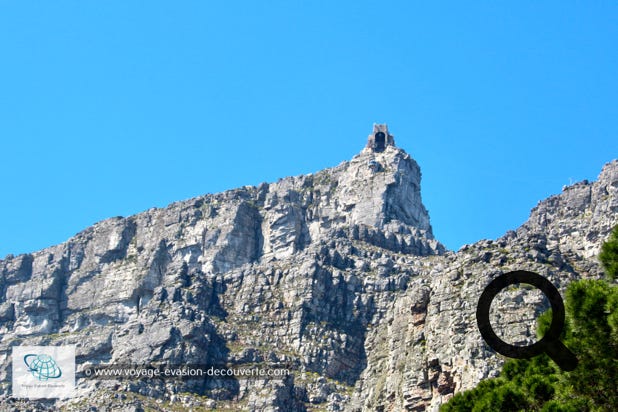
[476,270,577,371]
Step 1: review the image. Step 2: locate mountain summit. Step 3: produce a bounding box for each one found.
[0,126,616,411]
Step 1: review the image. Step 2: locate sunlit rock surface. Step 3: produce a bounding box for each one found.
[0,126,616,411]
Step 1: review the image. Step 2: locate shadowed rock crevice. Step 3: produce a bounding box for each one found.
[99,218,138,264]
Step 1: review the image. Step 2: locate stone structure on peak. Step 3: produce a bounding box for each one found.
[366,123,395,152]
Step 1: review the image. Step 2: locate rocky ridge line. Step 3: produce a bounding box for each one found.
[0,132,616,411]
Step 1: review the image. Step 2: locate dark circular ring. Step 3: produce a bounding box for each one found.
[476,270,565,358]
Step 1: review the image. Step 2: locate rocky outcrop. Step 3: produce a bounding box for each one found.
[0,128,615,411]
[350,159,618,411]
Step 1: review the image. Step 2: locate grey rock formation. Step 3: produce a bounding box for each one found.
[0,126,616,411]
[350,159,618,411]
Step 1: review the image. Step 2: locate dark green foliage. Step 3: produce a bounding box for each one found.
[525,375,555,402]
[599,225,618,280]
[539,399,586,412]
[561,279,618,410]
[441,226,618,411]
[440,379,505,412]
[471,384,529,412]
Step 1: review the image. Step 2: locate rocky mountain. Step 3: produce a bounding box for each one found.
[0,125,616,411]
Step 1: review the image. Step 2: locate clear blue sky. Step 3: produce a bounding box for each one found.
[1,2,616,258]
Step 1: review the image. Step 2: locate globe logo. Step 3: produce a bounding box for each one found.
[23,354,62,381]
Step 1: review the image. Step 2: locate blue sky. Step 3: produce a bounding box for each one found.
[1,2,616,257]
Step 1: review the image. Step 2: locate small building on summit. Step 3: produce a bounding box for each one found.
[366,124,395,152]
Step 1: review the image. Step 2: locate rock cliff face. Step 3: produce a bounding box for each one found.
[351,160,618,411]
[0,126,616,411]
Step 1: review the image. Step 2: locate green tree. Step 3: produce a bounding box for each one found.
[599,225,618,280]
[559,279,618,409]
